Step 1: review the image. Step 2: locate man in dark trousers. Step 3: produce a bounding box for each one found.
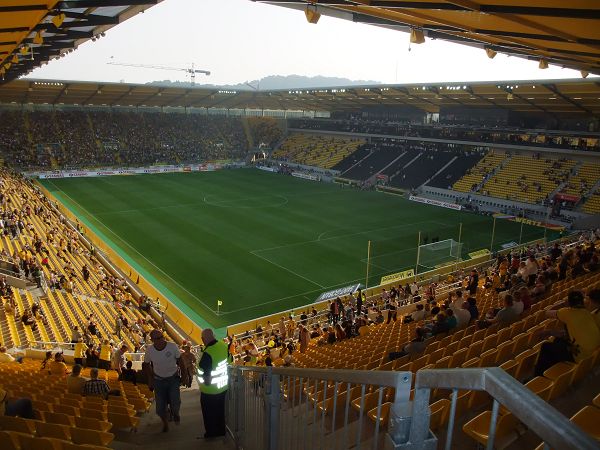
[198,328,229,438]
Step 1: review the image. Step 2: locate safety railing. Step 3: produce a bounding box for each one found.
[227,365,413,450]
[411,367,597,450]
[226,366,598,450]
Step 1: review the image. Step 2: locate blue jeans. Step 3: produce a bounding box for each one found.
[5,398,34,419]
[154,375,181,418]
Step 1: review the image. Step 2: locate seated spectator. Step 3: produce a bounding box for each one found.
[519,286,533,311]
[454,302,471,328]
[512,291,525,315]
[66,364,87,394]
[586,289,600,329]
[0,387,34,419]
[534,291,600,376]
[446,309,457,330]
[412,304,426,322]
[389,327,427,360]
[481,295,518,328]
[121,361,138,385]
[21,310,37,330]
[83,367,120,399]
[48,352,69,377]
[430,313,450,336]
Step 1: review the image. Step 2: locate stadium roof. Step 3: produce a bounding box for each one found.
[1,77,599,115]
[0,0,162,84]
[259,0,600,76]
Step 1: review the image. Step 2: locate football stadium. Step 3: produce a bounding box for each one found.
[0,1,599,450]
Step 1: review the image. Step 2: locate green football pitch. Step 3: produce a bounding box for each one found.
[39,169,557,330]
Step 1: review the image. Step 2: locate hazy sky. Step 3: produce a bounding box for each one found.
[27,0,588,86]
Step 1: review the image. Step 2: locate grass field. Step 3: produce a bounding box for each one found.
[39,169,558,330]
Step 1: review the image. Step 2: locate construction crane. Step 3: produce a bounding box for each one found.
[107,60,210,85]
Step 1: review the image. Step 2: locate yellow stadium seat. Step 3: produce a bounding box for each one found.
[543,364,575,401]
[514,349,538,382]
[43,411,75,427]
[429,399,450,431]
[593,393,600,408]
[0,416,37,435]
[570,406,600,441]
[70,427,114,447]
[16,433,67,450]
[107,411,139,432]
[499,360,518,379]
[0,431,20,450]
[449,348,469,368]
[367,402,391,429]
[80,408,107,421]
[462,410,518,449]
[35,421,71,441]
[74,416,112,433]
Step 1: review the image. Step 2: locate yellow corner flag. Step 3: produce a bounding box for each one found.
[217,300,223,306]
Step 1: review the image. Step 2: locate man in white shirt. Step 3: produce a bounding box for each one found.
[411,304,426,322]
[450,290,464,313]
[143,329,182,432]
[454,302,472,328]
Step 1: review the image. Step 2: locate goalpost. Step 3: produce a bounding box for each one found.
[416,238,463,273]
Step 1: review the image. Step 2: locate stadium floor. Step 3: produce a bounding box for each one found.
[39,169,557,330]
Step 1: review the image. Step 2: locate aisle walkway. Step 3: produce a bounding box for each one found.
[112,386,236,450]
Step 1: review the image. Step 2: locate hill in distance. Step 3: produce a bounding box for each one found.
[148,74,381,90]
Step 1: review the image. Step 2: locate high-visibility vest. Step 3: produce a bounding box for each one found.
[198,341,229,394]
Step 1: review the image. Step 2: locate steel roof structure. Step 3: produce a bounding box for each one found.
[0,0,161,84]
[257,0,600,76]
[0,77,599,115]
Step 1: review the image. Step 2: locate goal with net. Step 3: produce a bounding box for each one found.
[416,239,463,272]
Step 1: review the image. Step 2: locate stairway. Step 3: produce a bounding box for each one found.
[477,153,512,193]
[241,116,254,149]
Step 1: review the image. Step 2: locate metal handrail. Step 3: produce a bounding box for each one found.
[411,367,598,450]
[227,365,597,450]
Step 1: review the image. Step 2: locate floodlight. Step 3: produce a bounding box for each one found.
[305,7,320,24]
[539,59,549,69]
[51,12,65,28]
[485,48,497,59]
[410,28,425,44]
[581,70,589,79]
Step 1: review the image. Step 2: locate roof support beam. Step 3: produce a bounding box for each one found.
[541,83,592,115]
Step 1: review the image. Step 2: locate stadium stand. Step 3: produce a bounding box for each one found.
[426,148,484,189]
[246,117,283,149]
[289,118,600,152]
[341,141,401,181]
[388,146,456,190]
[1,111,247,170]
[0,168,177,355]
[583,190,600,215]
[453,150,508,193]
[480,155,577,204]
[272,133,365,169]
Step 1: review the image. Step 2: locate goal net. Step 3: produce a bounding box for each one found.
[417,239,462,272]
